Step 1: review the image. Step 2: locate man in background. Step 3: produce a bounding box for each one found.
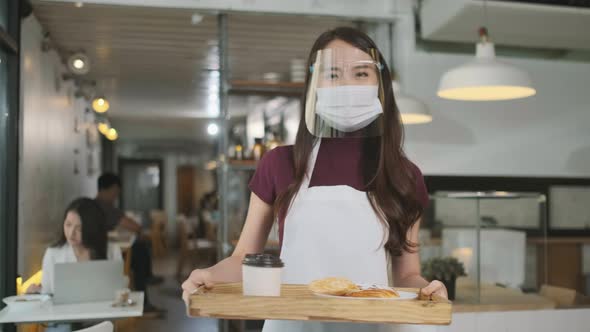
[95,172,165,316]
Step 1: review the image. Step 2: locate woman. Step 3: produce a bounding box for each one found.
[27,197,122,294]
[182,27,446,331]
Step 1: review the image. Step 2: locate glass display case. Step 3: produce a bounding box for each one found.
[426,191,548,303]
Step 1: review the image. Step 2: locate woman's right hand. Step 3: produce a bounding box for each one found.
[26,283,42,294]
[181,269,215,304]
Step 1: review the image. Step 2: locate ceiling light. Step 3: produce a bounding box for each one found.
[92,96,110,113]
[67,52,90,75]
[437,28,535,101]
[97,122,110,135]
[207,123,219,136]
[392,81,432,125]
[73,59,84,69]
[191,13,204,25]
[106,128,118,141]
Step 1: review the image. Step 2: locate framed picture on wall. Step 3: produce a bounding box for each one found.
[86,125,99,150]
[53,64,62,93]
[73,148,80,175]
[74,111,80,133]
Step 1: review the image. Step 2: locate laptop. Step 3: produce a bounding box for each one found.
[52,260,127,305]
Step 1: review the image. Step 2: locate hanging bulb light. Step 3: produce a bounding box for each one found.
[106,128,118,141]
[97,121,110,136]
[92,96,110,113]
[393,81,432,125]
[437,27,535,101]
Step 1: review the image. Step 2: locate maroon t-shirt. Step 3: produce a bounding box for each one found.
[248,137,429,245]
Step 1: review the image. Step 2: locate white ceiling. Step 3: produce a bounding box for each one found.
[420,0,590,51]
[109,116,215,143]
[32,1,356,124]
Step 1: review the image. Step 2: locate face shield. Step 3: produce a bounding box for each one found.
[305,47,385,138]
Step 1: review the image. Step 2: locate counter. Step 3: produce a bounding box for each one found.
[452,278,555,313]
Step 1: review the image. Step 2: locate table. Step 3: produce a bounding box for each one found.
[426,236,590,294]
[453,279,555,313]
[0,292,144,324]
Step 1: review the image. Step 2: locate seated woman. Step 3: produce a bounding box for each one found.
[27,197,122,294]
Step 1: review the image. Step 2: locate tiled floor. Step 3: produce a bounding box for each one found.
[129,251,219,332]
[127,251,267,332]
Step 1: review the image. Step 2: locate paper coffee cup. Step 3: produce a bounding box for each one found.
[242,254,284,297]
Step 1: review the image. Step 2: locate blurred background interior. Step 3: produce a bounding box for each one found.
[1,0,590,332]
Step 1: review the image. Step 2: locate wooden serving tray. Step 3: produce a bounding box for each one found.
[189,283,452,325]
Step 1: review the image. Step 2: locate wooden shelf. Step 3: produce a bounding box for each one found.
[527,237,590,245]
[228,160,258,171]
[229,80,304,96]
[231,80,304,88]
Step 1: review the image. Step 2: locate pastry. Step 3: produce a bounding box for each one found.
[345,288,400,298]
[309,277,360,296]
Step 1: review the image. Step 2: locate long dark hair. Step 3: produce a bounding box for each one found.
[53,197,108,260]
[274,27,423,257]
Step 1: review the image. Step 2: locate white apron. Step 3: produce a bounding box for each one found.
[262,141,443,332]
[262,141,389,332]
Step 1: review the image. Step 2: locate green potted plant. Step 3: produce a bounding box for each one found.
[421,257,466,300]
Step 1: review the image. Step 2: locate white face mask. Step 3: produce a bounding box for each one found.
[315,85,383,132]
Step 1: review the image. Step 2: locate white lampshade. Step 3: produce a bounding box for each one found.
[438,42,536,101]
[392,81,432,125]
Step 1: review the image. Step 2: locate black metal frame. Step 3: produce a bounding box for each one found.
[424,175,590,237]
[495,0,590,9]
[1,2,21,331]
[117,158,165,211]
[0,26,18,53]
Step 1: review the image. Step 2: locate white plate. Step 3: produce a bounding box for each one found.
[314,290,417,300]
[2,294,51,310]
[313,284,417,301]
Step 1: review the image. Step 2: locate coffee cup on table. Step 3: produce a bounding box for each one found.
[115,288,130,305]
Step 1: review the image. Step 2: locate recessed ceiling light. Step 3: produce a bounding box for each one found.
[67,52,90,75]
[207,123,219,136]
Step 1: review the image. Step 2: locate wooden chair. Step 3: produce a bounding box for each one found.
[145,210,167,258]
[121,246,133,289]
[176,217,216,279]
[204,219,218,243]
[73,321,114,332]
[19,324,45,332]
[200,219,217,265]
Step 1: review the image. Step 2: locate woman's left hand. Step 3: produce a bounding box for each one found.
[420,280,448,300]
